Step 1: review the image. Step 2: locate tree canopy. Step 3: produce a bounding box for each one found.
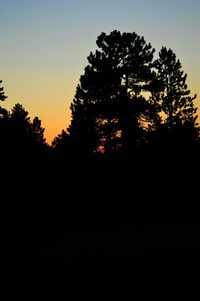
[66,30,198,157]
[0,99,47,157]
[0,80,7,102]
[150,47,197,126]
[68,30,156,155]
[0,30,199,160]
[149,47,198,148]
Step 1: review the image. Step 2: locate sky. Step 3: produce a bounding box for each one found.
[0,0,200,144]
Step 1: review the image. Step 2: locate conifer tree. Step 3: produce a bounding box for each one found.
[68,30,155,155]
[52,129,70,152]
[31,117,46,146]
[150,47,198,138]
[0,80,7,102]
[9,103,46,154]
[0,81,9,155]
[0,80,8,118]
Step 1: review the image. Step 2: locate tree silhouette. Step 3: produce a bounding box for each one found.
[51,129,72,159]
[68,30,155,156]
[31,116,46,149]
[0,80,8,119]
[0,80,7,102]
[0,81,47,158]
[5,103,46,156]
[149,47,198,147]
[9,103,32,151]
[0,81,10,156]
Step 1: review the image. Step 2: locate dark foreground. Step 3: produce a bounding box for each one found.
[2,225,200,299]
[1,156,200,298]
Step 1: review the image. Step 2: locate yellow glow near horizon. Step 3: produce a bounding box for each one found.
[1,70,79,144]
[1,66,199,145]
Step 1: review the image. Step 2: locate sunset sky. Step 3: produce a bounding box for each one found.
[0,0,199,144]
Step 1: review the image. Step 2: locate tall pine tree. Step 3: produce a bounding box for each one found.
[0,80,8,118]
[0,80,7,102]
[68,30,155,156]
[150,47,198,143]
[0,81,9,155]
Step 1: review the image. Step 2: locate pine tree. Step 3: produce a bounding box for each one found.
[68,30,155,155]
[150,47,198,135]
[31,117,46,146]
[149,47,199,150]
[51,129,70,152]
[0,80,8,118]
[8,104,46,155]
[0,80,7,102]
[0,81,9,156]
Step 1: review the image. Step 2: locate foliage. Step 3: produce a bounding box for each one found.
[0,81,8,119]
[68,30,155,155]
[151,47,197,126]
[0,101,46,157]
[149,47,199,148]
[0,80,7,102]
[31,116,46,146]
[51,129,71,154]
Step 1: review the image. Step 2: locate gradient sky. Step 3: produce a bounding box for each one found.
[0,0,199,144]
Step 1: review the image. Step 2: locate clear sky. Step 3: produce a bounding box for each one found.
[0,0,199,144]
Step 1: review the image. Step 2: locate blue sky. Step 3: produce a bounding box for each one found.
[0,0,199,143]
